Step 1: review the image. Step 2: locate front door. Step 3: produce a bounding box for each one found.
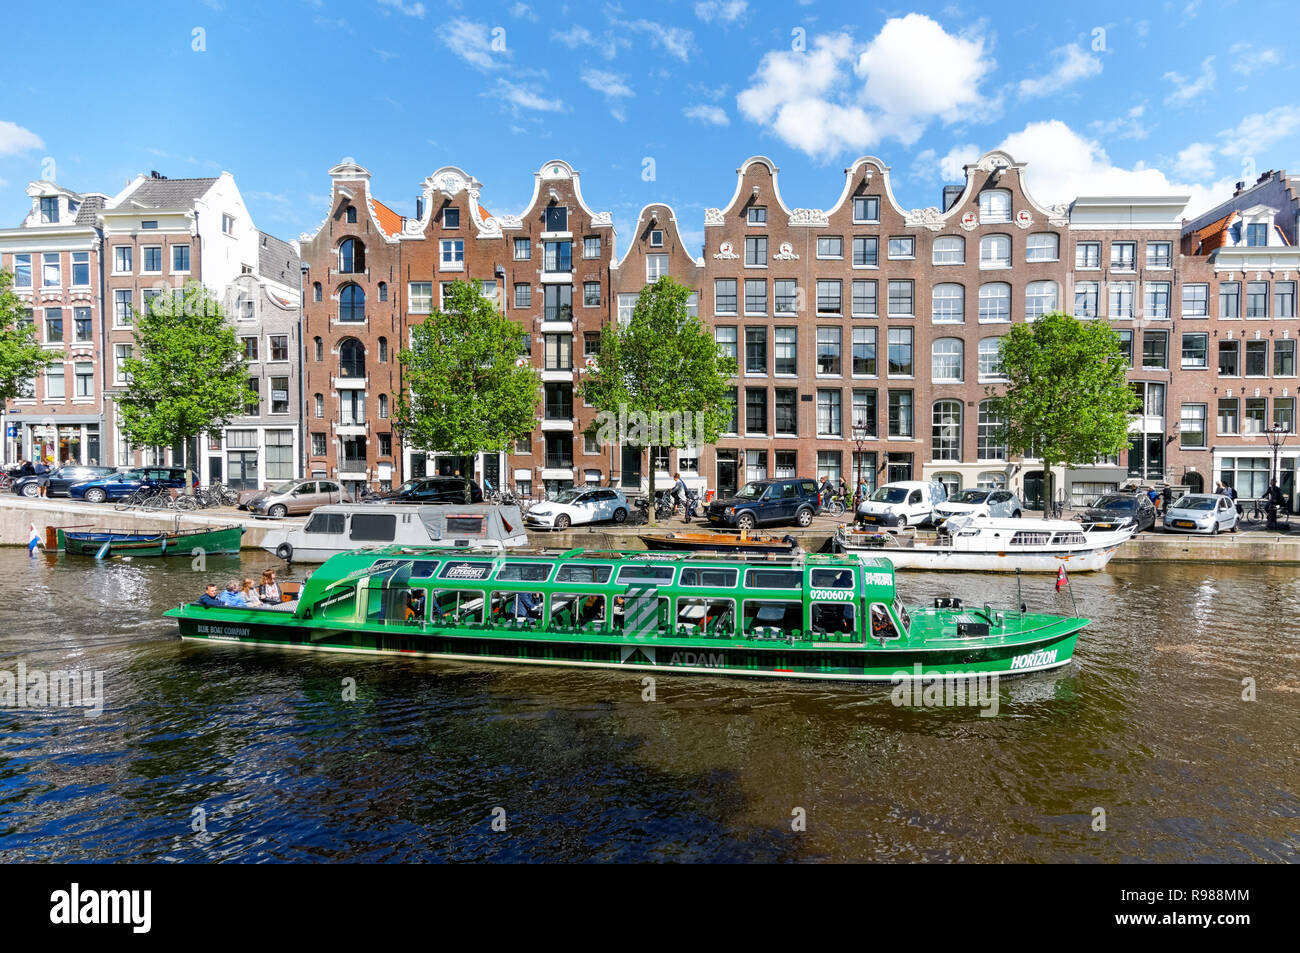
[227,451,259,490]
[1023,471,1045,510]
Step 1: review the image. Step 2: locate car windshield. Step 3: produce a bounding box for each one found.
[1094,496,1135,511]
[734,482,768,500]
[871,487,909,504]
[393,480,423,494]
[269,481,299,494]
[1174,496,1215,511]
[119,471,145,481]
[551,489,584,504]
[952,489,989,504]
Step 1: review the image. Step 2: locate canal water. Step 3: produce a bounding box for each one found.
[0,547,1296,862]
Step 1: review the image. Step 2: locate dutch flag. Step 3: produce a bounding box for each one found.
[28,522,40,556]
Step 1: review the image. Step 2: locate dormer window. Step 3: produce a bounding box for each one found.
[443,207,460,229]
[1246,223,1269,246]
[747,206,767,225]
[650,229,664,247]
[39,197,59,224]
[544,206,568,232]
[345,206,357,224]
[979,190,1012,224]
[141,220,158,230]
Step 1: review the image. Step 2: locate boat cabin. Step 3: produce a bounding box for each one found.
[291,549,911,645]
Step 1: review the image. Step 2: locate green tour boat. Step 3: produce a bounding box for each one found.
[164,547,1088,681]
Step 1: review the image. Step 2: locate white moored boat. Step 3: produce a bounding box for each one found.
[834,514,1134,573]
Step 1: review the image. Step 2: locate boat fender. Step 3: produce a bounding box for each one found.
[276,542,294,562]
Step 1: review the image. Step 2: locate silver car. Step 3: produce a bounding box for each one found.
[241,479,351,518]
[933,487,1024,521]
[1162,493,1238,535]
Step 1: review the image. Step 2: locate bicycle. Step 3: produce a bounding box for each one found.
[823,493,849,517]
[1247,499,1292,529]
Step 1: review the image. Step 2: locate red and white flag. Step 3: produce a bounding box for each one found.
[1055,565,1069,592]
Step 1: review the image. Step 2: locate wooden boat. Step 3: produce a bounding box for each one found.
[164,546,1089,682]
[640,530,800,555]
[835,514,1133,573]
[57,524,245,558]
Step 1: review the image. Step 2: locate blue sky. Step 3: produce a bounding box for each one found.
[3,0,1297,255]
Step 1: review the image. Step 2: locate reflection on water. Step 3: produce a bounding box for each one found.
[0,549,1296,862]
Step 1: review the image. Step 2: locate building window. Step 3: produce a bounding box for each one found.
[1246,222,1268,246]
[774,327,797,375]
[1245,339,1268,377]
[887,328,913,377]
[378,337,388,363]
[852,280,877,317]
[544,206,568,231]
[887,281,913,318]
[242,336,259,361]
[12,253,31,288]
[114,289,133,326]
[1244,397,1267,434]
[887,390,913,438]
[887,236,914,260]
[1276,282,1296,318]
[1026,233,1058,262]
[978,337,1005,380]
[1110,242,1136,271]
[45,365,65,400]
[744,279,767,315]
[1218,398,1239,434]
[816,328,842,375]
[339,389,365,425]
[378,393,389,419]
[1116,329,1132,367]
[1144,282,1171,320]
[39,253,59,288]
[39,196,59,223]
[270,377,290,415]
[851,327,876,377]
[311,432,326,456]
[1179,404,1207,449]
[646,254,668,281]
[931,283,964,323]
[345,206,357,224]
[114,344,132,384]
[1219,282,1240,319]
[270,335,289,362]
[581,282,600,308]
[1074,281,1099,318]
[747,206,767,225]
[543,284,572,321]
[74,362,94,398]
[932,236,964,265]
[979,234,1011,269]
[442,207,460,228]
[1274,339,1296,376]
[68,251,90,287]
[583,236,602,259]
[715,326,737,361]
[744,236,767,267]
[1218,339,1240,376]
[1182,283,1209,318]
[1275,397,1296,433]
[745,327,767,374]
[314,393,324,418]
[931,338,963,382]
[514,238,531,260]
[773,279,798,315]
[977,400,1006,460]
[440,239,465,269]
[1075,241,1101,269]
[817,389,842,436]
[514,283,531,309]
[339,283,365,322]
[853,236,878,267]
[1146,242,1172,269]
[816,280,842,316]
[979,283,1010,322]
[544,333,573,371]
[313,282,322,302]
[113,246,132,274]
[817,236,843,259]
[584,332,600,358]
[1109,281,1135,319]
[245,378,260,416]
[1024,281,1058,321]
[73,308,92,342]
[932,400,962,461]
[1246,282,1269,319]
[1142,330,1168,370]
[774,388,798,436]
[313,337,323,362]
[715,279,738,315]
[745,387,767,434]
[853,196,880,223]
[1181,332,1209,369]
[44,308,63,342]
[979,190,1011,223]
[617,293,636,325]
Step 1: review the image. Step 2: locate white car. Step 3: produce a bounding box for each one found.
[525,487,630,530]
[1162,493,1238,535]
[933,488,1024,522]
[855,480,948,529]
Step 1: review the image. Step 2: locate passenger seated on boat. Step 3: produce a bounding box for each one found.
[511,591,543,621]
[811,602,855,635]
[196,583,223,608]
[404,590,426,623]
[218,580,247,607]
[258,570,283,604]
[241,578,265,607]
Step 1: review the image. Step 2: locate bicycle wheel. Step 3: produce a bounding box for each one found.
[114,494,137,512]
[174,495,198,511]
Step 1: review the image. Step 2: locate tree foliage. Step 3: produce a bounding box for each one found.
[0,269,58,405]
[988,311,1140,506]
[579,275,737,506]
[394,279,540,504]
[117,282,255,470]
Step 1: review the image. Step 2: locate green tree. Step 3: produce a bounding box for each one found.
[988,310,1140,510]
[580,275,737,513]
[0,269,58,406]
[117,282,256,475]
[395,279,540,504]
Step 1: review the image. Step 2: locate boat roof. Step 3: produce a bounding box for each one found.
[942,515,1086,532]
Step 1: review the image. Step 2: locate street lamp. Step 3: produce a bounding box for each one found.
[851,416,870,510]
[1264,422,1290,527]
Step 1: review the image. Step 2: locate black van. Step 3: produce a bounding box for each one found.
[705,478,821,529]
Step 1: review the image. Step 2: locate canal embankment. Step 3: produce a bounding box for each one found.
[3,496,1299,564]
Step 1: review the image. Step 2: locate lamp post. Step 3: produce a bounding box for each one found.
[851,417,869,510]
[1264,422,1289,527]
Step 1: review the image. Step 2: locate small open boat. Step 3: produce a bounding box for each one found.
[640,530,800,555]
[56,524,245,558]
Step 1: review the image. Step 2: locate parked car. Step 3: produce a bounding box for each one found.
[525,487,630,530]
[1162,493,1238,535]
[242,479,351,518]
[12,465,116,498]
[706,478,821,530]
[1077,492,1157,533]
[363,477,483,505]
[68,467,194,504]
[856,480,948,528]
[933,487,1023,522]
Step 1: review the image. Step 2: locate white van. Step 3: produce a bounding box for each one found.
[855,480,948,529]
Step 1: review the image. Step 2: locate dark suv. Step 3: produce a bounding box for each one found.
[706,478,821,530]
[365,477,483,504]
[1077,493,1157,533]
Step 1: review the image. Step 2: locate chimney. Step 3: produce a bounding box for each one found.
[942,185,964,212]
[1233,181,1245,195]
[416,196,424,219]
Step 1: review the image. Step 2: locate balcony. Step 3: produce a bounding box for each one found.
[341,455,368,471]
[545,453,574,469]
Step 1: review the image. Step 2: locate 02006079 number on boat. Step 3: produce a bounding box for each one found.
[164,547,1089,682]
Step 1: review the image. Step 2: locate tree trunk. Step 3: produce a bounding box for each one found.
[646,448,656,526]
[464,465,473,505]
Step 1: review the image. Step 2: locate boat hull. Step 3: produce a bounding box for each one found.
[840,543,1123,573]
[641,532,799,555]
[58,525,245,557]
[170,612,1080,682]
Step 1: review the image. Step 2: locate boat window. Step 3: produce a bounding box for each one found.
[556,564,612,584]
[676,596,734,636]
[350,513,397,542]
[490,590,545,624]
[809,568,855,588]
[870,603,899,640]
[446,515,486,535]
[1051,532,1086,545]
[429,589,484,623]
[613,593,670,634]
[304,512,345,535]
[680,567,738,587]
[811,601,856,636]
[437,560,494,581]
[892,597,911,635]
[1010,531,1052,546]
[550,593,606,630]
[318,585,357,621]
[495,562,552,582]
[366,586,425,626]
[410,561,440,578]
[744,568,802,589]
[743,600,801,635]
[616,564,676,584]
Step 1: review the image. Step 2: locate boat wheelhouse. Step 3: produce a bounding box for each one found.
[165,547,1088,681]
[835,515,1134,573]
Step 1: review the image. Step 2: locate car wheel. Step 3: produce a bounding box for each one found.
[269,504,288,519]
[736,512,756,531]
[1011,510,1021,519]
[1210,521,1218,535]
[612,508,627,524]
[554,514,571,530]
[275,542,294,562]
[21,483,39,498]
[796,507,813,527]
[84,488,107,504]
[896,515,907,528]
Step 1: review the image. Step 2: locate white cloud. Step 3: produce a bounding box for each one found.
[1089,103,1147,141]
[377,0,426,17]
[1218,106,1300,157]
[1018,44,1102,99]
[939,143,979,180]
[441,17,508,70]
[0,121,44,155]
[684,104,729,126]
[581,68,633,99]
[694,0,747,24]
[550,24,625,60]
[373,48,399,61]
[1164,55,1215,105]
[623,19,695,61]
[489,79,566,114]
[510,3,538,21]
[249,191,290,204]
[1174,141,1216,179]
[1231,45,1278,74]
[737,16,996,159]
